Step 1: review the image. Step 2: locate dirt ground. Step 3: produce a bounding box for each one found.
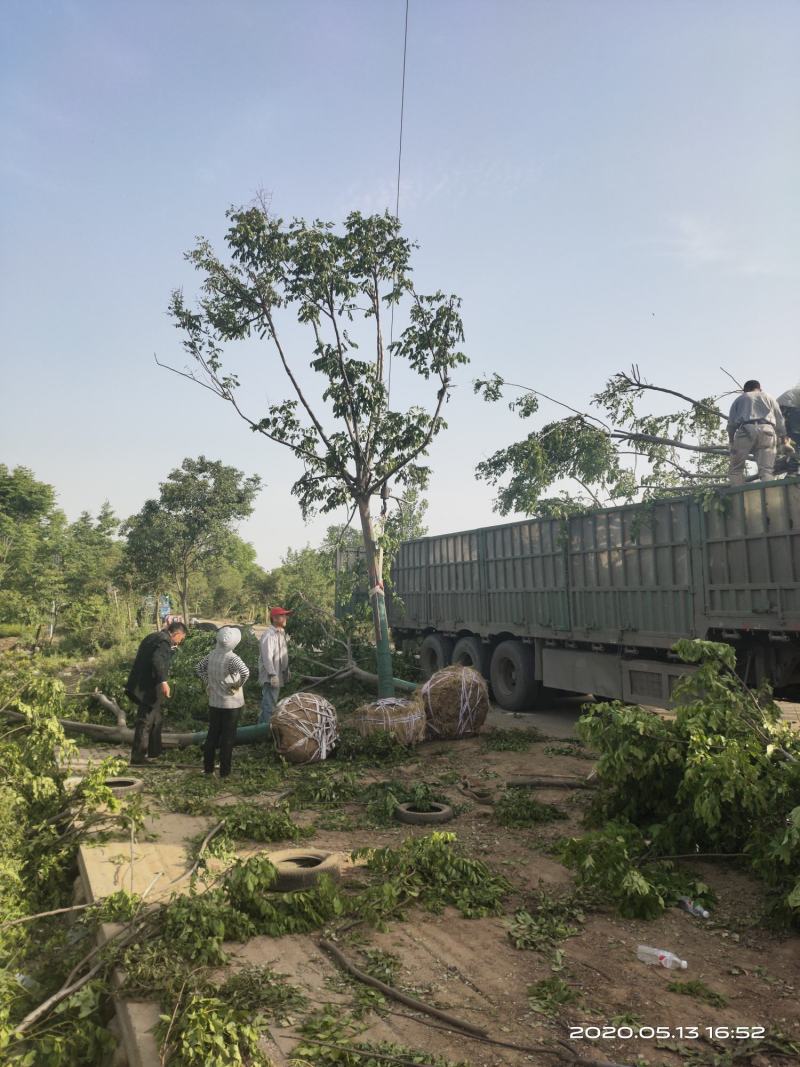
[80,697,800,1067]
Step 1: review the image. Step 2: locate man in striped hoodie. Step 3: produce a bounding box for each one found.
[195,626,250,778]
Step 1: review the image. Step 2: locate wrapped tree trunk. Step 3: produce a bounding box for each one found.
[358,498,395,699]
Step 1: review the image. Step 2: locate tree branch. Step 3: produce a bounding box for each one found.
[154,353,329,469]
[318,938,488,1038]
[610,431,727,456]
[622,365,724,420]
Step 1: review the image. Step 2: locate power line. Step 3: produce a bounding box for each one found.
[394,0,410,222]
[387,0,410,406]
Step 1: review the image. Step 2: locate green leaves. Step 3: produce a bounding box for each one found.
[156,992,269,1067]
[353,831,510,920]
[571,639,800,924]
[494,789,565,828]
[473,367,730,514]
[507,887,586,953]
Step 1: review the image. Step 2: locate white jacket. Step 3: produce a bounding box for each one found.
[258,625,289,685]
[195,626,250,709]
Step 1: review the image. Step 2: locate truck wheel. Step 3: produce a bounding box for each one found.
[420,634,454,677]
[489,640,540,711]
[452,635,489,677]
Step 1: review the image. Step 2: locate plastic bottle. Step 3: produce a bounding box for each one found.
[677,896,710,919]
[636,945,688,970]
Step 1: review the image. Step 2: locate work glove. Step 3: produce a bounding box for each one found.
[270,676,280,690]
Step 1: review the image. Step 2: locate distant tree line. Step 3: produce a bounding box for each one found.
[0,460,426,655]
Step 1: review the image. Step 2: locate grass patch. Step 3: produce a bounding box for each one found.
[527,976,581,1015]
[666,979,728,1008]
[334,726,416,766]
[544,743,594,760]
[293,1011,469,1067]
[494,789,565,828]
[482,728,539,752]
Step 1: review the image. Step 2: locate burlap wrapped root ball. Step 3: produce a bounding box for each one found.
[270,692,338,764]
[420,666,489,740]
[352,696,426,746]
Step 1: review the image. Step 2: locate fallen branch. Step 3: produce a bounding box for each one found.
[381,1007,634,1067]
[159,978,188,1067]
[293,1040,447,1067]
[170,820,226,885]
[0,902,93,931]
[318,938,488,1039]
[13,959,107,1035]
[91,690,128,729]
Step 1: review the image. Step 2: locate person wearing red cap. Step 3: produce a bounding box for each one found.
[258,606,292,725]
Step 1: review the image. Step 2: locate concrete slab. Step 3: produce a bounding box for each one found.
[78,811,210,903]
[486,694,585,739]
[98,923,161,1067]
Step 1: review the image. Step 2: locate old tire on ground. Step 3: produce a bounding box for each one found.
[420,634,454,678]
[452,635,489,678]
[104,777,144,798]
[489,640,541,711]
[266,848,341,891]
[393,801,454,825]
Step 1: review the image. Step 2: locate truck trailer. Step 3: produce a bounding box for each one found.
[388,477,800,710]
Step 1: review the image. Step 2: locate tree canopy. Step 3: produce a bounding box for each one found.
[475,366,730,516]
[165,206,466,694]
[122,455,261,626]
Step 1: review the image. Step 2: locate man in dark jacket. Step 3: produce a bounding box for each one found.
[126,620,187,764]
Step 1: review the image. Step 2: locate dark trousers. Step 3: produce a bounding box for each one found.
[130,699,163,764]
[204,707,240,777]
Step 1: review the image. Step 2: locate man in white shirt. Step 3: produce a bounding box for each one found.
[727,380,788,485]
[258,607,291,725]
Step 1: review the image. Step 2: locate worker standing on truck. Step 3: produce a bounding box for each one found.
[777,384,800,448]
[728,380,788,485]
[258,607,291,726]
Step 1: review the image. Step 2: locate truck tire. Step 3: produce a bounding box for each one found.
[452,635,490,677]
[420,634,454,678]
[489,640,540,711]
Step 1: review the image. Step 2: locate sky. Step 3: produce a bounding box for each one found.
[1,0,799,569]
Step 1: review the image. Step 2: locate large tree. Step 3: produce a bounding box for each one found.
[165,208,466,695]
[122,456,261,626]
[475,366,731,516]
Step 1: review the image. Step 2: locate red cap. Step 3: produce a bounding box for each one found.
[270,606,292,617]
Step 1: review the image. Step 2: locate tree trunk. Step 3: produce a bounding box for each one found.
[357,497,395,698]
[180,567,190,629]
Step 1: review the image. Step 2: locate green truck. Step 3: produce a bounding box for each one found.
[388,477,800,710]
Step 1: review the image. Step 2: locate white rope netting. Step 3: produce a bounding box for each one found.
[271,693,338,763]
[354,697,426,743]
[421,666,488,737]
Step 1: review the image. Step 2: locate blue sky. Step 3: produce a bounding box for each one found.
[2,0,798,568]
